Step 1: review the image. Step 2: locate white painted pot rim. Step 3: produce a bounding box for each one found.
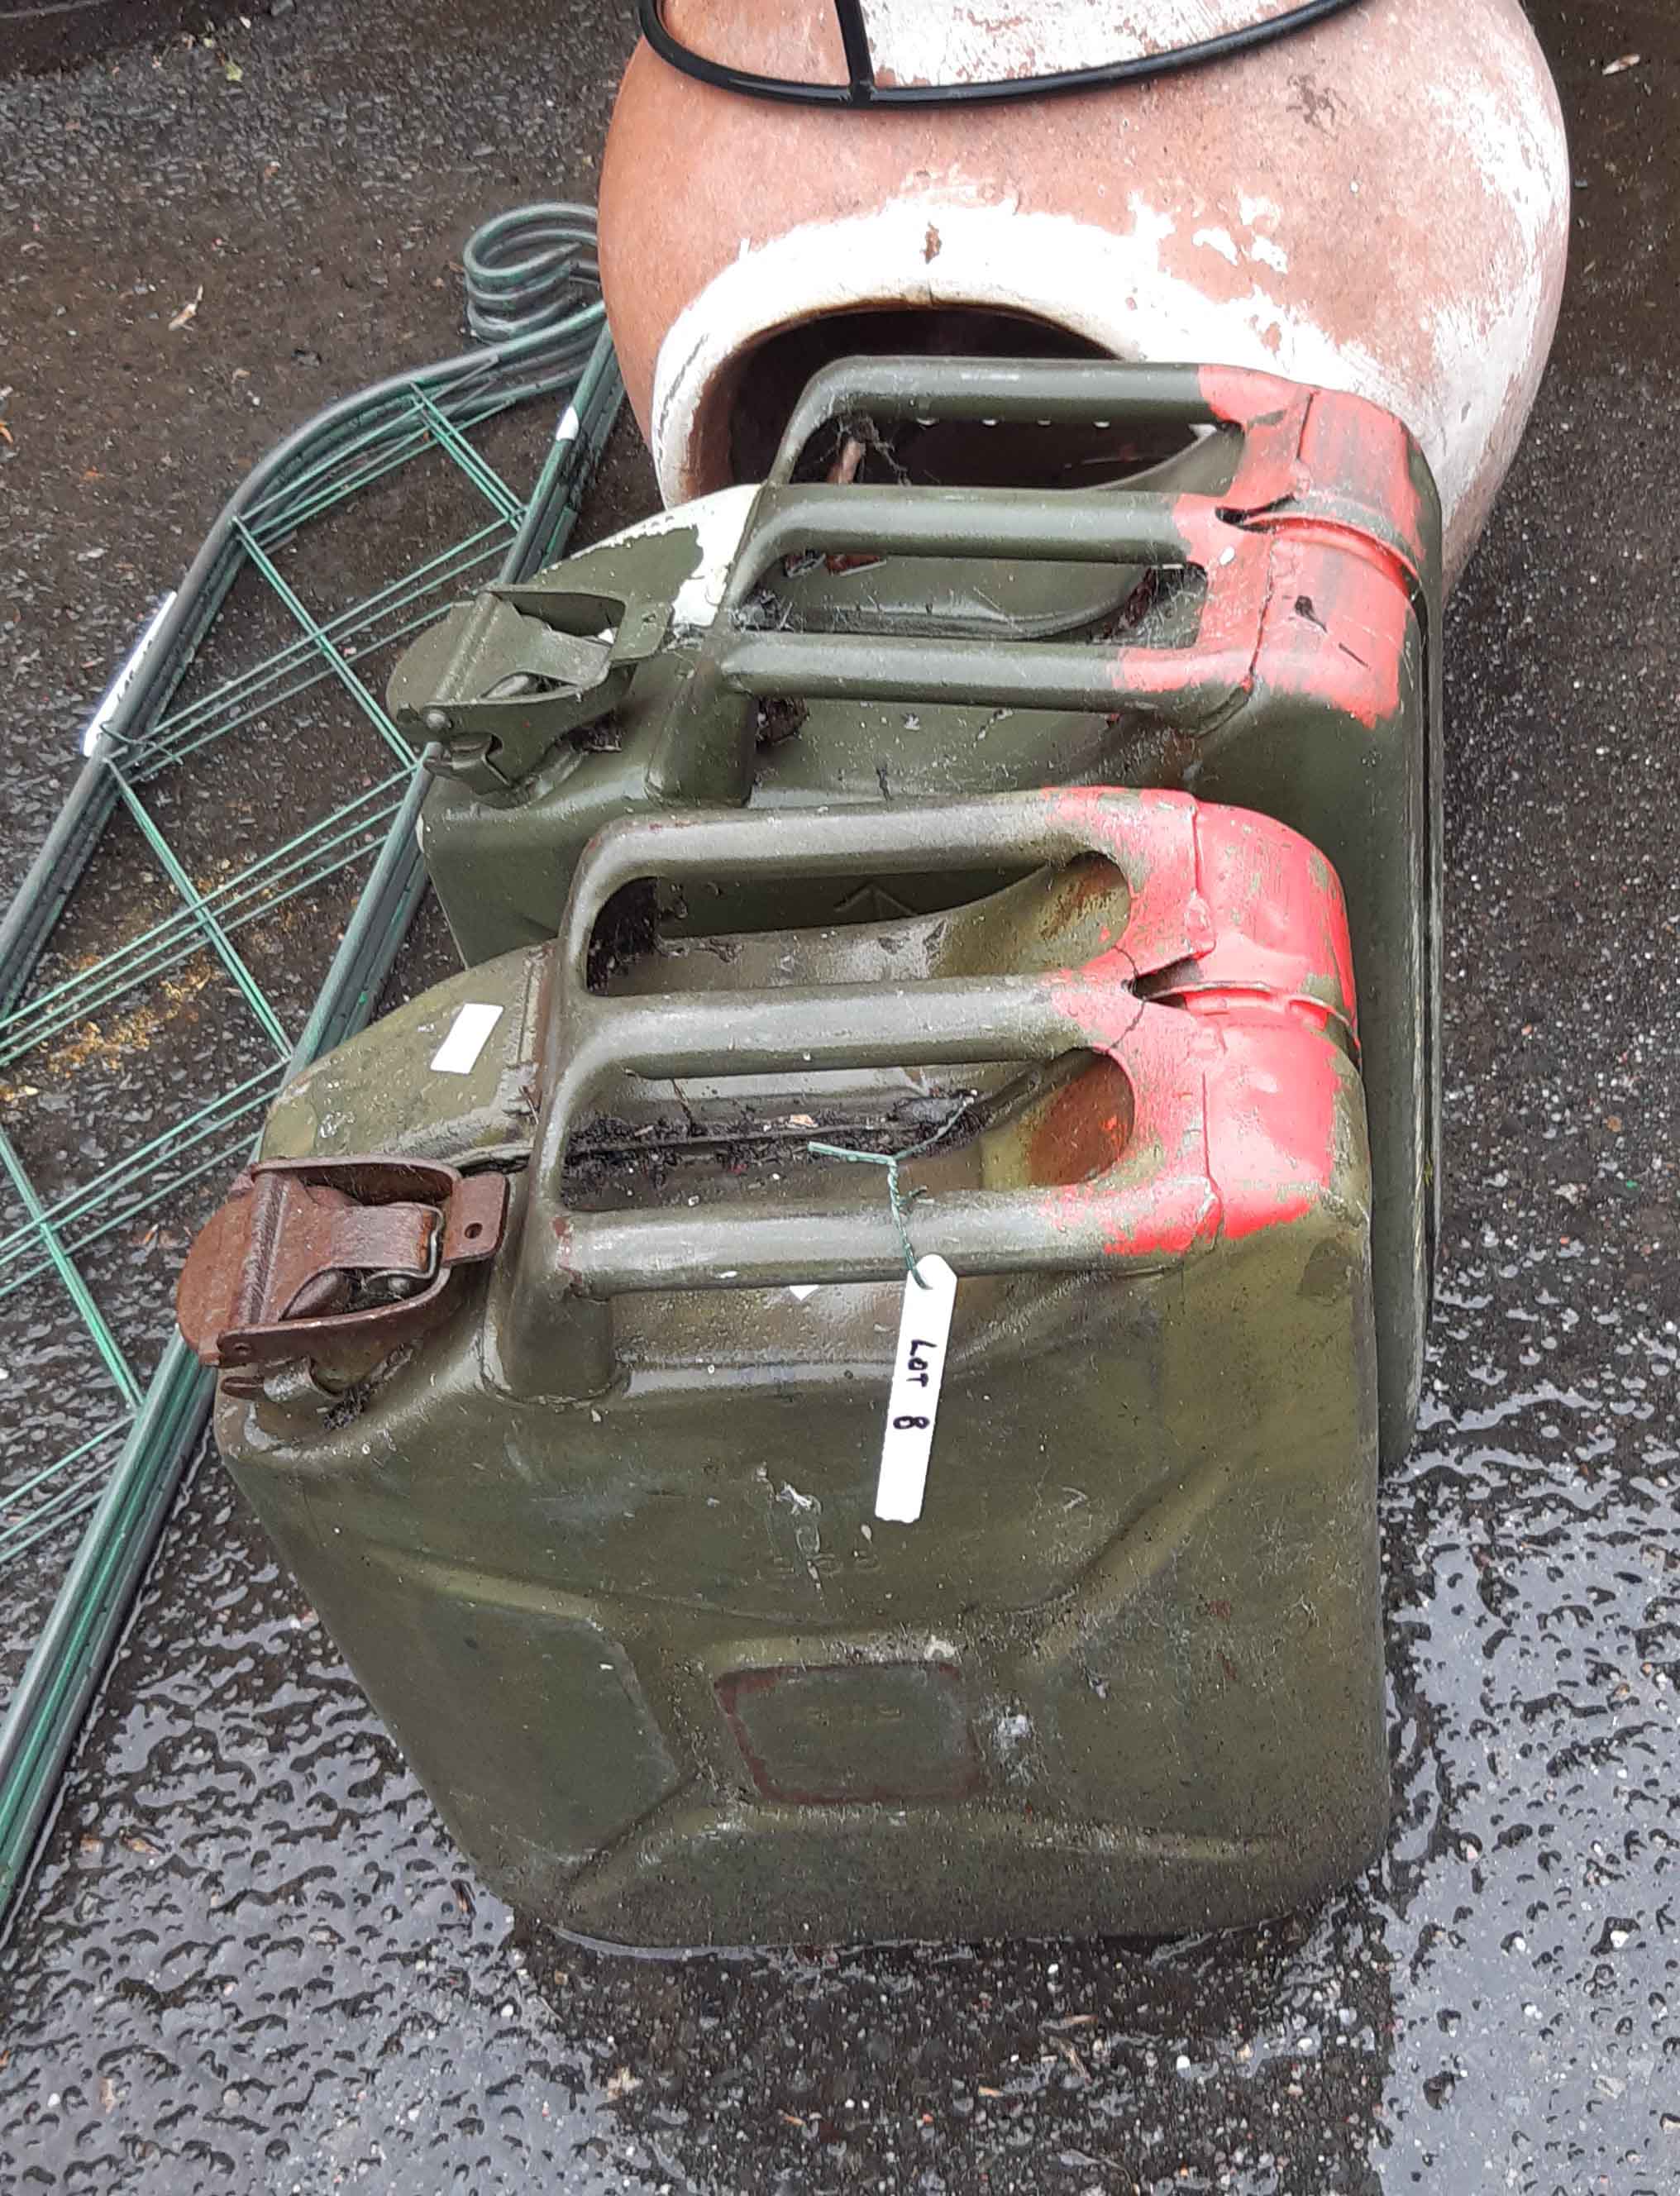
[648,190,1541,542]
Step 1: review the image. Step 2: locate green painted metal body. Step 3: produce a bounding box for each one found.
[401,358,1442,1466]
[214,789,1386,1946]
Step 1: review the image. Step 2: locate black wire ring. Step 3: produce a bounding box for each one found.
[636,0,1367,110]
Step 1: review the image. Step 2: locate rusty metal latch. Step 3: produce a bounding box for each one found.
[177,1157,508,1371]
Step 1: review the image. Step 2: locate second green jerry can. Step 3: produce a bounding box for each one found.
[395,356,1439,1468]
[180,787,1387,1948]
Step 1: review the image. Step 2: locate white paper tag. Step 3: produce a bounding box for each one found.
[429,1001,503,1075]
[873,1255,957,1524]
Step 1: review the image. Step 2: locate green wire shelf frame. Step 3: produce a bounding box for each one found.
[0,260,625,1929]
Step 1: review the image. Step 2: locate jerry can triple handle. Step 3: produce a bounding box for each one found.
[516,789,1289,1308]
[542,959,1221,1297]
[651,355,1429,757]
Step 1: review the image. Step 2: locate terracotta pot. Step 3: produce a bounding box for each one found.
[600,0,1569,585]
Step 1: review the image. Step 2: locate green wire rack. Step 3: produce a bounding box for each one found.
[0,388,555,1549]
[0,244,624,1923]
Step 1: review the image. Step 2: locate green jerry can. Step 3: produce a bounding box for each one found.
[395,356,1440,1469]
[179,785,1387,1948]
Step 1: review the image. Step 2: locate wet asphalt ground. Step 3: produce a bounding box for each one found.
[0,2,1677,2189]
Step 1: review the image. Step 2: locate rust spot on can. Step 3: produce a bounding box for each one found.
[1026,1057,1134,1186]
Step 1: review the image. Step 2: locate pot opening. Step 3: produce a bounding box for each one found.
[720,305,1198,491]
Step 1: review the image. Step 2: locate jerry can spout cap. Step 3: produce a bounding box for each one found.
[177,1155,507,1372]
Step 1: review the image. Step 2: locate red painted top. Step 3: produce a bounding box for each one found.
[1038,785,1359,1258]
[1099,367,1425,734]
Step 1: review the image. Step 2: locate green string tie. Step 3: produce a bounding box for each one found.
[808,1100,975,1291]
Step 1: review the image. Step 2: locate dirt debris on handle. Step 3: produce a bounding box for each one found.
[398,356,1440,1468]
[179,786,1384,1948]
